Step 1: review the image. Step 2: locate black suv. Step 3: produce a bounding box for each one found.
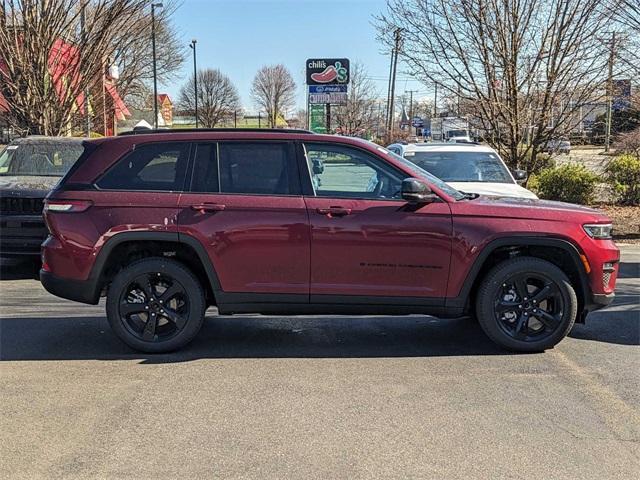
[0,136,85,262]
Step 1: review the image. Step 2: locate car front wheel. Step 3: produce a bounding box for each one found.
[475,257,578,352]
[106,257,205,353]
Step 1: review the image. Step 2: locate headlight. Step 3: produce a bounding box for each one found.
[583,223,612,239]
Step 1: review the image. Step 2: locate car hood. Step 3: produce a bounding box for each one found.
[0,175,60,197]
[451,194,609,223]
[447,181,538,199]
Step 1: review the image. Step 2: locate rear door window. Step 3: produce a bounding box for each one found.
[217,142,299,195]
[97,142,190,191]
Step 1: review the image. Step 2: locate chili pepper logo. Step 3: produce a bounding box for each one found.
[310,61,348,84]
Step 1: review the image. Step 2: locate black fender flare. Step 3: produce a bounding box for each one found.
[85,231,222,304]
[446,236,590,310]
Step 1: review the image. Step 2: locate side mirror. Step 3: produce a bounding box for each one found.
[513,169,527,183]
[401,178,438,204]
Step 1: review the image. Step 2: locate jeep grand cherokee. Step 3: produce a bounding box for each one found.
[40,129,619,353]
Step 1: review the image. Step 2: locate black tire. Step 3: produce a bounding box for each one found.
[475,257,577,352]
[106,257,205,353]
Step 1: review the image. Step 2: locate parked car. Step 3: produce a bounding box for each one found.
[542,139,571,155]
[387,142,537,199]
[40,129,618,353]
[447,130,473,143]
[0,136,86,262]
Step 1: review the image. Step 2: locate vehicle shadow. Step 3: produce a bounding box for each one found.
[568,277,639,346]
[617,261,639,279]
[0,314,513,363]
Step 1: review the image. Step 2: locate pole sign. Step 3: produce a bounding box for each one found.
[306,58,350,133]
[309,91,347,105]
[309,104,326,133]
[309,85,348,93]
[306,59,350,85]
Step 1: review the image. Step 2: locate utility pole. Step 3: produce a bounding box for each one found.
[605,31,616,153]
[80,2,90,137]
[385,46,394,135]
[405,89,418,132]
[433,83,438,117]
[151,3,163,129]
[189,39,198,128]
[386,28,402,141]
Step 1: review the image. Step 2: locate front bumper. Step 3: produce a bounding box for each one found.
[0,214,48,258]
[591,292,615,308]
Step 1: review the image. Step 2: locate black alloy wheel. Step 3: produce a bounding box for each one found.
[118,272,189,342]
[476,257,578,352]
[106,258,205,353]
[494,272,564,342]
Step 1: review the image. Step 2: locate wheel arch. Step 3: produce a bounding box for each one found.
[449,236,589,318]
[87,231,222,305]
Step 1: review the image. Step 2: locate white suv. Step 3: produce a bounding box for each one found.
[386,142,537,199]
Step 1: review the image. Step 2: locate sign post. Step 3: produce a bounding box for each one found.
[306,58,350,134]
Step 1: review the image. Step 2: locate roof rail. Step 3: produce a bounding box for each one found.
[119,128,314,136]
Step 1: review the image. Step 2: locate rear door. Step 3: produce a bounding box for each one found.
[302,142,452,301]
[90,141,190,236]
[177,141,310,301]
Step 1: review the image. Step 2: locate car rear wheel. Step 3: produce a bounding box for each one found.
[106,258,205,353]
[475,257,577,352]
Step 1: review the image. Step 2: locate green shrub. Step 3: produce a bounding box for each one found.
[526,173,540,193]
[605,154,640,205]
[536,164,598,205]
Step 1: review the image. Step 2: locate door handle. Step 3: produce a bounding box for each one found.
[191,203,226,213]
[316,206,352,217]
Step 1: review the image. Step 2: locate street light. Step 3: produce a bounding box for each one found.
[189,39,198,128]
[151,2,163,129]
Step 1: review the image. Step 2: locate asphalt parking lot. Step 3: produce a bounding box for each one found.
[1,246,638,479]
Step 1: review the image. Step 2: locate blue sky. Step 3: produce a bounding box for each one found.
[163,0,428,112]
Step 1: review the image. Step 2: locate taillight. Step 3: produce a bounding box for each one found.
[44,199,93,213]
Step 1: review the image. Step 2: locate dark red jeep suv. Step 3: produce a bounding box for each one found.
[40,129,619,353]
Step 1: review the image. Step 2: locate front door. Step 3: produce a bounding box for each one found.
[177,141,310,301]
[302,142,452,301]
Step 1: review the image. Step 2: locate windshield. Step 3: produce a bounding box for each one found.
[377,146,466,200]
[0,141,85,177]
[403,151,512,183]
[448,130,468,137]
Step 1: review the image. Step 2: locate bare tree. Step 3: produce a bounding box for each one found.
[287,108,308,129]
[0,0,184,136]
[376,0,612,173]
[250,65,296,128]
[606,1,640,80]
[178,68,241,128]
[610,0,640,32]
[108,0,185,109]
[333,63,379,137]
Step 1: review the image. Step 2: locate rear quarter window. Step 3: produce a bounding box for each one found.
[96,142,190,191]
